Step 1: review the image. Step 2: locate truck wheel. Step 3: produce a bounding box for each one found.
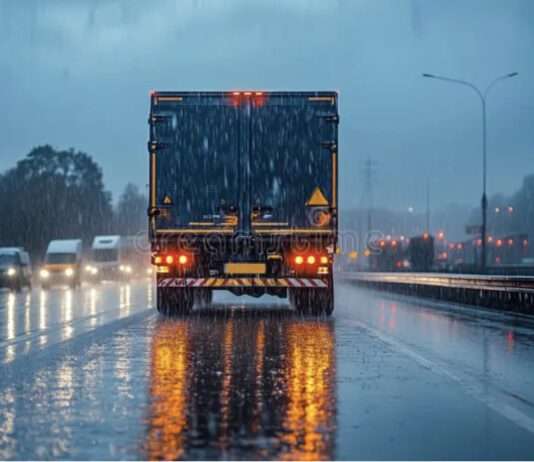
[291,287,334,316]
[203,289,213,307]
[157,287,193,316]
[313,286,334,316]
[290,289,309,314]
[193,289,213,308]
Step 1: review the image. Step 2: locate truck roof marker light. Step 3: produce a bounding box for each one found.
[165,255,174,264]
[178,255,188,265]
[154,256,162,265]
[244,91,252,96]
[232,91,240,96]
[295,256,304,265]
[307,255,316,265]
[255,91,263,96]
[320,256,328,264]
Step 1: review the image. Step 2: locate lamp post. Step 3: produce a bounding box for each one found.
[422,72,518,273]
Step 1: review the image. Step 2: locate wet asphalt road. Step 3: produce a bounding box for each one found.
[1,278,534,460]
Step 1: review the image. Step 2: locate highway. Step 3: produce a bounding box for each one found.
[1,278,534,460]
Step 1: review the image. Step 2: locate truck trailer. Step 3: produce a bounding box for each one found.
[147,91,339,315]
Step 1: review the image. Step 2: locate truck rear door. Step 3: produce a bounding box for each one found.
[149,92,338,234]
[151,94,241,230]
[249,93,338,230]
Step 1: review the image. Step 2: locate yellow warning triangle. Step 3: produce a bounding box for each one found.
[306,187,329,206]
[163,195,173,205]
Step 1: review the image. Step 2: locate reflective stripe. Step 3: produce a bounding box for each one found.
[157,277,329,288]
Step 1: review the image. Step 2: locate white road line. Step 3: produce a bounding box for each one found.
[344,318,534,435]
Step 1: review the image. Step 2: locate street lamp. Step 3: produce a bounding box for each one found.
[422,72,518,273]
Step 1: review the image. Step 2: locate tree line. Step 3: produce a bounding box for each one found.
[0,145,147,261]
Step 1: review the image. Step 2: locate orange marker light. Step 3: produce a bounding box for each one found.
[294,256,304,265]
[178,255,188,265]
[307,255,316,265]
[165,255,174,264]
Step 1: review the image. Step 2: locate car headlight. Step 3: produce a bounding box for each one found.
[91,268,98,275]
[40,269,50,279]
[85,265,93,272]
[146,268,153,275]
[125,265,132,273]
[7,267,17,277]
[65,268,75,277]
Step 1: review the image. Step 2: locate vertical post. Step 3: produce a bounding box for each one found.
[481,98,487,273]
[422,71,518,273]
[425,178,430,233]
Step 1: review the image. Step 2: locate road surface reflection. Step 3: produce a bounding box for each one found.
[145,309,337,460]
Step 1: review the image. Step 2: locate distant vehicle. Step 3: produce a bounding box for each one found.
[148,91,338,315]
[86,235,121,281]
[119,235,152,279]
[369,237,409,272]
[0,247,32,291]
[409,234,435,272]
[40,239,82,289]
[86,235,151,281]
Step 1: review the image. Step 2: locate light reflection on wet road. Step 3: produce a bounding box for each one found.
[1,279,534,459]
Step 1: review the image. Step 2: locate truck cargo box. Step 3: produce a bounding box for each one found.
[148,91,338,237]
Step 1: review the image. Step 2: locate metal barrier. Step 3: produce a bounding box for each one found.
[337,272,534,312]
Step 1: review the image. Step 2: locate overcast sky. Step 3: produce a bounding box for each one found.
[0,0,532,211]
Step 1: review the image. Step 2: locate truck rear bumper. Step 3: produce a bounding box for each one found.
[157,277,328,289]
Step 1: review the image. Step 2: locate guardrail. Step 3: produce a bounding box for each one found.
[337,272,534,312]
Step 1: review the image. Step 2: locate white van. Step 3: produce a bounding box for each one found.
[40,239,83,289]
[88,235,122,281]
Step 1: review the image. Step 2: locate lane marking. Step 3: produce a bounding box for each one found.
[344,317,534,435]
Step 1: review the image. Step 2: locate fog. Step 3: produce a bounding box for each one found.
[1,0,532,211]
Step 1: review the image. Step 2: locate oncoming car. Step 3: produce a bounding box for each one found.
[0,247,32,291]
[40,239,82,289]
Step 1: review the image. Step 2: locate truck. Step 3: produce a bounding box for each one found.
[147,91,339,316]
[408,234,435,272]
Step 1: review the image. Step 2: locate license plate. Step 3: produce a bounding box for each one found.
[224,263,266,275]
